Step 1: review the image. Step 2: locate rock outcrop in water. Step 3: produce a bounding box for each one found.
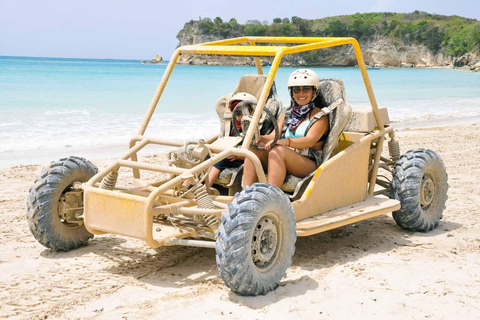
[141,55,163,64]
[150,55,163,64]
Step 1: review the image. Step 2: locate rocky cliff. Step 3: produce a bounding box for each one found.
[176,33,459,68]
[175,17,480,70]
[453,52,480,71]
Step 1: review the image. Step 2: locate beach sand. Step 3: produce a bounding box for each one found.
[0,123,479,319]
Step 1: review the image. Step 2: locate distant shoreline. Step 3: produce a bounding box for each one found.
[1,56,475,72]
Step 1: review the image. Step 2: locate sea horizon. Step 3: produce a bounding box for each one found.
[0,54,148,62]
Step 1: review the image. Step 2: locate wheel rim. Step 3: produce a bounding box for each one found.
[251,214,280,269]
[57,184,84,228]
[420,174,435,208]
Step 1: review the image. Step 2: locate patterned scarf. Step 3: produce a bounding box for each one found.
[285,101,315,132]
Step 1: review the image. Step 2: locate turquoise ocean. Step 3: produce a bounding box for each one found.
[1,56,479,167]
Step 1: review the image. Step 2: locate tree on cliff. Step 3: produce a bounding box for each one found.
[177,11,480,59]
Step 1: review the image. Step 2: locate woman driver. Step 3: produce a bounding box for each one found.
[242,69,329,188]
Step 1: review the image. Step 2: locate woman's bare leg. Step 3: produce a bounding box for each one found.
[242,148,268,187]
[267,146,317,188]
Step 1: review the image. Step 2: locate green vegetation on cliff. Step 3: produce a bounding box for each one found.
[179,11,480,59]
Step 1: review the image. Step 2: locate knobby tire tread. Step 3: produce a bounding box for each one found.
[26,156,98,251]
[390,149,448,232]
[216,183,296,296]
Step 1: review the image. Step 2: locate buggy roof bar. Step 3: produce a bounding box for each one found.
[179,37,356,56]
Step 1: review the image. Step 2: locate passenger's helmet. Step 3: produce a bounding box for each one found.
[287,69,320,97]
[229,92,257,111]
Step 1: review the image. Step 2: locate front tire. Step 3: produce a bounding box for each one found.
[216,183,296,296]
[390,149,448,232]
[26,156,98,251]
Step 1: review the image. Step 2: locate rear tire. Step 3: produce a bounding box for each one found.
[216,183,296,296]
[26,156,98,251]
[390,149,448,232]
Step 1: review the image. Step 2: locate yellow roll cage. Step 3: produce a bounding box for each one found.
[138,36,385,195]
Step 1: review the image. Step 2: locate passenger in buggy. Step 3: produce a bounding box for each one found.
[207,92,256,185]
[243,69,329,188]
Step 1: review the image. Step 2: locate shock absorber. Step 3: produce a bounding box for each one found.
[388,131,401,163]
[99,171,118,190]
[191,183,220,232]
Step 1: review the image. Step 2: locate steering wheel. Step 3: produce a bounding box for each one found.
[231,100,280,150]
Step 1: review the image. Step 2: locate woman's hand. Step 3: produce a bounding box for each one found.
[265,138,290,150]
[255,135,270,147]
[264,139,275,150]
[257,135,277,150]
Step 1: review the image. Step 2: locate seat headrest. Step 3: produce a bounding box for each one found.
[232,74,267,100]
[314,79,352,163]
[313,78,347,108]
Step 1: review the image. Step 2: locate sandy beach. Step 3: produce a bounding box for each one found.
[1,123,479,319]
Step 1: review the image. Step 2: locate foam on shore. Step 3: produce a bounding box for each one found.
[2,116,479,169]
[392,115,480,130]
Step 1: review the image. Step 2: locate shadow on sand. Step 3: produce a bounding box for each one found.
[38,215,462,309]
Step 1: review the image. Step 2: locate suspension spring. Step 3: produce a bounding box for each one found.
[388,132,401,163]
[191,183,220,231]
[99,171,118,190]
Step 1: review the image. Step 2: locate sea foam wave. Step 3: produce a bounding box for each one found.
[386,97,480,122]
[1,100,480,153]
[0,112,219,153]
[44,109,93,115]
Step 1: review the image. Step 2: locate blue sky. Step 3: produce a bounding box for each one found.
[1,0,479,60]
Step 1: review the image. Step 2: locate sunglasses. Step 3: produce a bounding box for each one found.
[292,86,313,94]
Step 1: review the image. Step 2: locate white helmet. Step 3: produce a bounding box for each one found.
[229,92,257,110]
[287,69,320,92]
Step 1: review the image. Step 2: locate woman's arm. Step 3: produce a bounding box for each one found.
[273,115,328,150]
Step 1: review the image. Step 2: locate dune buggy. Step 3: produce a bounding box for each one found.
[27,37,448,296]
